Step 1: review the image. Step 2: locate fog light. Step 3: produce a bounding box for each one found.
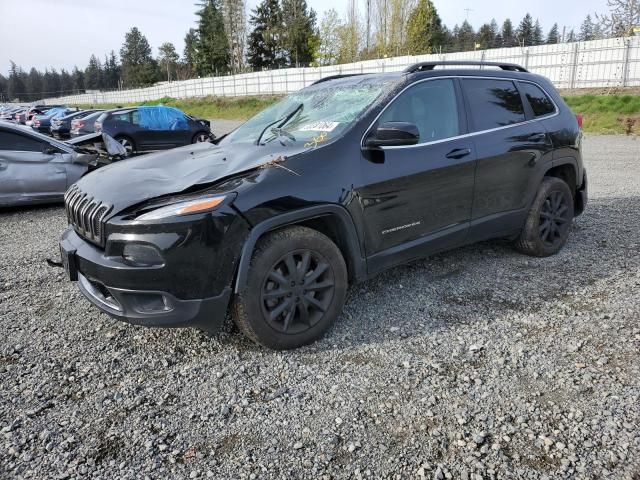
[122,243,164,267]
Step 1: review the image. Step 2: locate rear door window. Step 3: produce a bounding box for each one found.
[378,78,460,143]
[519,82,556,117]
[112,112,132,124]
[0,131,45,152]
[462,78,525,131]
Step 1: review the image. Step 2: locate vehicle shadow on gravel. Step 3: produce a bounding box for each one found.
[298,195,640,353]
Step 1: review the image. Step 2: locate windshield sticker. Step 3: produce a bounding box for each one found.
[299,121,339,132]
[304,132,328,149]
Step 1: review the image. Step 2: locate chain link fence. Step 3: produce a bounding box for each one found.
[40,36,640,105]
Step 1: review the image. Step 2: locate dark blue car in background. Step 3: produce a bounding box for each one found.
[94,106,212,155]
[31,107,75,134]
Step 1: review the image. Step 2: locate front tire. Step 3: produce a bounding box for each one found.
[232,226,348,350]
[515,177,574,257]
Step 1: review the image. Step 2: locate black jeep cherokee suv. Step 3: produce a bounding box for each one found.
[59,61,587,349]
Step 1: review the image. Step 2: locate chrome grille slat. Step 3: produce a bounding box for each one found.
[63,186,111,248]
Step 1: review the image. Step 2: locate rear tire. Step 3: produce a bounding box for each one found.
[114,135,135,156]
[192,131,211,143]
[515,177,574,257]
[232,226,348,350]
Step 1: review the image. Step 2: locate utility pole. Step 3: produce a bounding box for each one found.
[464,8,473,20]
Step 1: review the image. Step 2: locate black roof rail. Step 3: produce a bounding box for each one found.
[403,61,529,74]
[311,74,366,85]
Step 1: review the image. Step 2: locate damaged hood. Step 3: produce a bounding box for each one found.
[75,141,308,213]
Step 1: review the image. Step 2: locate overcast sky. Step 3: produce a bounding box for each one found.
[0,0,609,75]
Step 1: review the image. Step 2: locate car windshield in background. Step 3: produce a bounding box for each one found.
[222,76,400,146]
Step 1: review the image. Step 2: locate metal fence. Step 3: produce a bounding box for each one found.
[40,36,640,105]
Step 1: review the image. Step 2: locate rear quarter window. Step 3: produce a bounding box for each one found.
[520,82,556,117]
[462,78,526,131]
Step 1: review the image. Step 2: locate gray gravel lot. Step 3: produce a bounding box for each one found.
[1,135,639,479]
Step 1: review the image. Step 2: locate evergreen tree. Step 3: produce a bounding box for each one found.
[281,0,318,66]
[26,68,42,101]
[476,22,496,49]
[195,0,230,75]
[533,19,543,45]
[546,23,560,44]
[489,19,501,47]
[8,61,26,101]
[158,42,180,81]
[85,55,102,90]
[501,19,517,47]
[120,27,157,87]
[516,13,536,46]
[566,29,577,42]
[0,74,8,102]
[580,14,597,41]
[183,29,199,77]
[103,51,121,89]
[43,69,61,96]
[60,69,73,95]
[247,0,286,70]
[454,20,475,51]
[406,0,445,54]
[71,67,85,93]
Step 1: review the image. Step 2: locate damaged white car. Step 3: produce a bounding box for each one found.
[0,123,125,207]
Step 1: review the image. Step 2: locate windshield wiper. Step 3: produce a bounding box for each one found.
[255,103,303,146]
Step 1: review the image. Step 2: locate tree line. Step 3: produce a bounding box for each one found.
[1,0,638,102]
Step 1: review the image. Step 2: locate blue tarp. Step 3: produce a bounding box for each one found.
[46,108,67,119]
[138,106,189,131]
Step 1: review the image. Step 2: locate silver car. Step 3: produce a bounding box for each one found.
[0,122,95,207]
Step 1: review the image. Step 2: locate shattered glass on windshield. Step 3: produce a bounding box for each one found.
[222,76,401,147]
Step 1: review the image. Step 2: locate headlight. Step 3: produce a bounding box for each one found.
[136,195,226,221]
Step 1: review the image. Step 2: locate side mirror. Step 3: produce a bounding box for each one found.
[43,146,60,155]
[364,121,420,148]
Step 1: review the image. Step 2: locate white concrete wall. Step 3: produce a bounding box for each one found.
[40,36,640,105]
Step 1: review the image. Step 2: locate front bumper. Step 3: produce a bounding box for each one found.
[60,228,233,333]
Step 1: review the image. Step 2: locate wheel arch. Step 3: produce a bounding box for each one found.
[234,205,366,294]
[192,130,211,143]
[544,160,577,190]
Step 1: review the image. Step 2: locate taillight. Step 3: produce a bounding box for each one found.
[576,114,583,129]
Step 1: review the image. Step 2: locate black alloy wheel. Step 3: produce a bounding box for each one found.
[539,190,571,247]
[515,177,575,257]
[232,226,348,349]
[260,250,335,335]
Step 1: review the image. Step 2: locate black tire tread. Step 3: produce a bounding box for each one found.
[515,177,574,257]
[231,226,347,349]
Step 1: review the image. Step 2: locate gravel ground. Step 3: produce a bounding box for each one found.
[1,135,639,480]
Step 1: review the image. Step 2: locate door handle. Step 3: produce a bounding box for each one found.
[445,148,472,160]
[528,133,546,141]
[0,161,7,171]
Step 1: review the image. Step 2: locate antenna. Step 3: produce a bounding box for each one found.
[464,8,473,20]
